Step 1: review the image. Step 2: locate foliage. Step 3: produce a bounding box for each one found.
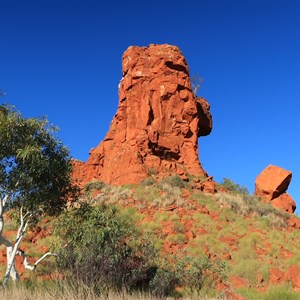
[166,233,187,245]
[146,167,158,177]
[141,177,157,186]
[84,181,106,196]
[191,74,204,95]
[160,175,186,189]
[149,255,226,298]
[177,255,226,298]
[0,104,77,215]
[107,186,133,204]
[148,263,179,298]
[55,203,227,297]
[215,192,289,227]
[220,177,249,196]
[55,203,157,293]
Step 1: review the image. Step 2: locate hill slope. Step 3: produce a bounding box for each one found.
[2,176,300,299]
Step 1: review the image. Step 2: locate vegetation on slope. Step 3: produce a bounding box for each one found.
[1,174,300,299]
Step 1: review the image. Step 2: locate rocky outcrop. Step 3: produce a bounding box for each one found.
[285,265,300,291]
[192,176,216,193]
[288,217,300,229]
[271,193,296,214]
[254,165,296,213]
[269,265,300,291]
[73,44,212,186]
[255,165,292,201]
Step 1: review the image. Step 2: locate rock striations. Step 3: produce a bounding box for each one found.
[73,44,212,185]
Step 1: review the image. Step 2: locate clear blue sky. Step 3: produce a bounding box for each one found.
[1,0,300,212]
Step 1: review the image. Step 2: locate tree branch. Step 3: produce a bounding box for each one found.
[0,235,12,247]
[17,250,57,271]
[2,194,10,208]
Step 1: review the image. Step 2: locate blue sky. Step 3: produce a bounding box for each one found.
[1,0,300,211]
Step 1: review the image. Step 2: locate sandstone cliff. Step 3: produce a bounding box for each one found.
[73,44,212,185]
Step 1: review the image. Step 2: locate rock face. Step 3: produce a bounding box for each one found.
[271,193,296,214]
[285,265,300,291]
[254,165,296,213]
[269,265,300,291]
[73,44,212,185]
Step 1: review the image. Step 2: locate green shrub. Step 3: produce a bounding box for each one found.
[149,265,179,297]
[220,178,249,195]
[84,181,106,195]
[141,177,157,186]
[160,175,186,189]
[172,220,185,234]
[176,255,227,298]
[147,167,158,176]
[166,233,187,245]
[55,203,157,293]
[149,254,226,298]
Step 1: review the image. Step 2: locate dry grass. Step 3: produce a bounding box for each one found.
[0,286,156,300]
[214,192,289,227]
[0,284,224,300]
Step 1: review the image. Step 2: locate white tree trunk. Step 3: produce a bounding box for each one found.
[0,236,20,283]
[1,206,28,286]
[0,195,20,284]
[0,201,54,286]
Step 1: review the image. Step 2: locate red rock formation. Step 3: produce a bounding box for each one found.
[255,165,292,201]
[271,193,296,214]
[230,276,250,289]
[288,217,300,229]
[254,165,296,213]
[285,265,300,291]
[73,44,212,186]
[269,268,285,285]
[191,176,216,193]
[268,265,300,291]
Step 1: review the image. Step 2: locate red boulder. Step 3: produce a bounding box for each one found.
[255,165,292,201]
[254,165,296,214]
[271,193,296,214]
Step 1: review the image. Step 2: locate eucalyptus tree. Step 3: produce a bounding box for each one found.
[0,104,76,285]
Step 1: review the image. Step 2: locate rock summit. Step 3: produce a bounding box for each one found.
[73,44,212,185]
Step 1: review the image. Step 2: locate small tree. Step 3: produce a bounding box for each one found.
[221,177,249,196]
[191,74,204,96]
[0,104,76,285]
[56,203,156,293]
